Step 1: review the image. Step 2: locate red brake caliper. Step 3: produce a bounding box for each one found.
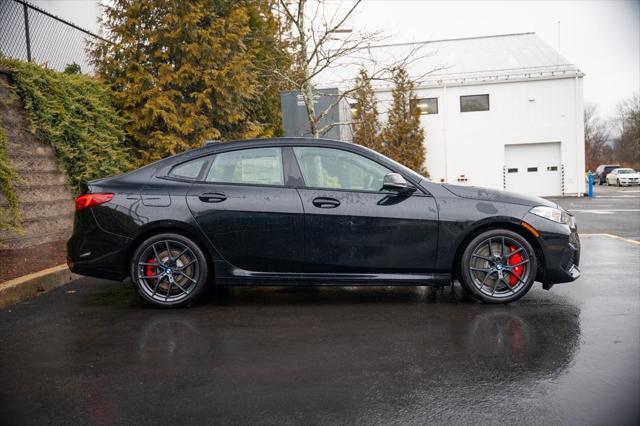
[145,258,157,278]
[507,245,524,286]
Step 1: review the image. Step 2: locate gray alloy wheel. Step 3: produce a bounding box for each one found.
[131,233,209,308]
[459,229,537,304]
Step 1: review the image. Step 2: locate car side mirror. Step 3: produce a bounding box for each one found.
[382,173,416,194]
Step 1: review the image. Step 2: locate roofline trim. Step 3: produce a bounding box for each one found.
[369,71,585,93]
[367,32,536,49]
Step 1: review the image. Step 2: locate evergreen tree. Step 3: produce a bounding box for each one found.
[351,69,384,153]
[381,67,427,175]
[91,0,292,165]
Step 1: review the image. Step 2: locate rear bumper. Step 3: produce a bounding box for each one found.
[67,209,130,281]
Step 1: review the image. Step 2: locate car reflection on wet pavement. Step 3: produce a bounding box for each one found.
[0,236,638,425]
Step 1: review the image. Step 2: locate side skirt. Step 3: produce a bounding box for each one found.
[214,265,451,287]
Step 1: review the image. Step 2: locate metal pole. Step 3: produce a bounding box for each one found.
[23,2,31,62]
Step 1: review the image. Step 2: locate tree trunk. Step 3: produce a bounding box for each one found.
[294,0,318,138]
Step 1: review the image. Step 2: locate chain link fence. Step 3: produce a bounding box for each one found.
[0,0,108,74]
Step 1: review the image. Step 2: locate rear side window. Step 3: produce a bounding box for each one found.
[169,157,208,180]
[205,147,284,186]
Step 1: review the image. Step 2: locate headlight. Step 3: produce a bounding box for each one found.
[530,206,571,224]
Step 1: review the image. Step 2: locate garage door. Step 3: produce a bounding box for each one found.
[505,142,562,197]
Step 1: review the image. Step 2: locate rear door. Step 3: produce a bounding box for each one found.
[186,147,304,273]
[292,146,439,274]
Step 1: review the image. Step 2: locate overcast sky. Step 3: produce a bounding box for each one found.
[32,0,639,121]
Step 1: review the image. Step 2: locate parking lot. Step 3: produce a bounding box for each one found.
[1,188,639,425]
[551,185,640,240]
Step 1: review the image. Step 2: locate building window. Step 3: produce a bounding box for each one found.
[414,98,438,115]
[527,167,538,172]
[507,168,518,173]
[460,94,489,112]
[547,166,558,171]
[349,102,358,117]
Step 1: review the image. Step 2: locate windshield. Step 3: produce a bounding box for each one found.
[617,169,636,174]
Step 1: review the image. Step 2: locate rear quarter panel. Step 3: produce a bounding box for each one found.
[87,168,215,277]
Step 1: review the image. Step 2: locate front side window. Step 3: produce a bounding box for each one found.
[460,94,490,112]
[293,147,391,191]
[206,147,284,186]
[169,157,208,180]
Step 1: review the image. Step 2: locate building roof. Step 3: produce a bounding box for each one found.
[318,32,583,91]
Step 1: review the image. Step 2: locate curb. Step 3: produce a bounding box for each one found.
[0,264,79,309]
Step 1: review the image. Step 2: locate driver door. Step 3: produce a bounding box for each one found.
[292,146,439,274]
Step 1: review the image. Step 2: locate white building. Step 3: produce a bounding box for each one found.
[322,33,586,197]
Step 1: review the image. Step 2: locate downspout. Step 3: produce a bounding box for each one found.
[575,75,582,197]
[442,85,448,182]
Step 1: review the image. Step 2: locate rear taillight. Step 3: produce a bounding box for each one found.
[75,193,114,211]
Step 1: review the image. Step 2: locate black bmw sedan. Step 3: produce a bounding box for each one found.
[67,138,580,307]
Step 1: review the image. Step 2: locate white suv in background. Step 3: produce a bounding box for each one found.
[606,168,640,186]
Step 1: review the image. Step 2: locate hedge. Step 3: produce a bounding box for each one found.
[0,125,20,231]
[0,58,133,194]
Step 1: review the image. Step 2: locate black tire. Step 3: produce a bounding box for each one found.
[459,229,537,304]
[617,179,621,187]
[130,233,209,308]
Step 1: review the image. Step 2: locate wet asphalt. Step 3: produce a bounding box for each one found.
[1,191,639,425]
[550,185,640,240]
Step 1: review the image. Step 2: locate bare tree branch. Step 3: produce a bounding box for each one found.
[274,0,435,138]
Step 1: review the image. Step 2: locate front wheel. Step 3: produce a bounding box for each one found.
[459,229,537,304]
[131,233,209,308]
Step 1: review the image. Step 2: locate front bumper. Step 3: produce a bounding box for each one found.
[522,213,581,287]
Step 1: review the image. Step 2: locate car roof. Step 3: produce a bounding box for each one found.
[148,137,375,171]
[175,137,367,161]
[207,137,355,150]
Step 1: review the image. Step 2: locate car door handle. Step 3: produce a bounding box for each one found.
[312,197,340,208]
[198,192,227,203]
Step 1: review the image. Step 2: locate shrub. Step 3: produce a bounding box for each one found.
[0,126,20,231]
[0,58,133,192]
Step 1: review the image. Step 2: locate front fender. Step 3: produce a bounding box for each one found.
[434,193,532,272]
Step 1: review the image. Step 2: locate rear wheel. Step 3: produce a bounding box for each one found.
[459,229,537,304]
[131,233,209,308]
